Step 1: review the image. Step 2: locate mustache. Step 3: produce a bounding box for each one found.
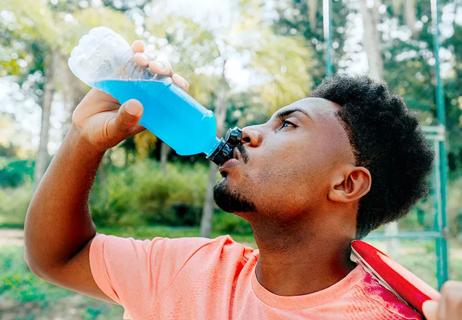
[237,144,249,163]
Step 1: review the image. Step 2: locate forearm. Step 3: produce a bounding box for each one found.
[25,125,105,273]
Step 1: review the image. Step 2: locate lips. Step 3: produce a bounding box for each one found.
[218,149,241,176]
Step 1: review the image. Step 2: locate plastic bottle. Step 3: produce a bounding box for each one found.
[68,26,241,165]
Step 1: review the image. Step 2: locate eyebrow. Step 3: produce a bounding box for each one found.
[273,107,312,122]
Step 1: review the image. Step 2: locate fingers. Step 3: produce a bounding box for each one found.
[425,281,462,320]
[172,73,190,91]
[119,99,143,126]
[106,99,144,142]
[129,124,146,135]
[132,40,149,67]
[131,39,189,92]
[423,300,439,320]
[134,53,149,68]
[148,60,173,77]
[439,281,462,320]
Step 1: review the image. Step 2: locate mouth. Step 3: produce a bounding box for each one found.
[218,148,241,177]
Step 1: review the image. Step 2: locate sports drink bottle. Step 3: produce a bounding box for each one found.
[68,26,241,165]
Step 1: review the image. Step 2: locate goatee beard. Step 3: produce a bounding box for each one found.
[213,179,256,213]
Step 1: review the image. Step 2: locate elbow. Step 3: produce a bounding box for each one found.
[24,252,61,284]
[23,245,55,281]
[23,210,50,279]
[23,249,46,279]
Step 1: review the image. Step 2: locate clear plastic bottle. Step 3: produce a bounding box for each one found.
[68,26,240,165]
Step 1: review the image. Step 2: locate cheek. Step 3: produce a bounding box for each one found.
[249,157,325,213]
[236,135,335,213]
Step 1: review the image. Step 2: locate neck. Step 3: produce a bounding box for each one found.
[250,213,356,296]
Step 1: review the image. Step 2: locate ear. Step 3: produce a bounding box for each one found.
[328,166,371,203]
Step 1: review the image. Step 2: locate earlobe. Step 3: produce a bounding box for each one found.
[328,167,371,203]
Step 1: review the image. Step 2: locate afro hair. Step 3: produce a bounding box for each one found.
[311,75,434,238]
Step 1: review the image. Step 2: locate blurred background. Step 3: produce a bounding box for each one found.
[0,0,461,318]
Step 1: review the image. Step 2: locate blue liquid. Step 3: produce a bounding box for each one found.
[94,79,220,156]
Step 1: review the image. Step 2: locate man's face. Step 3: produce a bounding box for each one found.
[213,97,355,222]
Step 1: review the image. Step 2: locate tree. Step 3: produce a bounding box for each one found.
[359,0,384,81]
[274,0,349,87]
[1,0,135,186]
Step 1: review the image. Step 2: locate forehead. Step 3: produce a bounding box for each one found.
[272,97,340,121]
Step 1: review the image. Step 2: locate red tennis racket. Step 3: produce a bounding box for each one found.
[351,240,440,315]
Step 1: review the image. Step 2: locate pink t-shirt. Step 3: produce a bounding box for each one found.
[89,233,421,320]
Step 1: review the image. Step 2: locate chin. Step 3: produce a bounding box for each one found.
[213,179,256,213]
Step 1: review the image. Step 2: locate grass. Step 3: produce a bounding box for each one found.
[0,246,124,319]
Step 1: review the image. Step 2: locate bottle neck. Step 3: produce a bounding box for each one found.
[206,127,242,165]
[205,137,222,157]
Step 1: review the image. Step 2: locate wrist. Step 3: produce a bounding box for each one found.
[66,125,107,156]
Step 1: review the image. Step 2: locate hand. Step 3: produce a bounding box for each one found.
[71,40,190,152]
[423,281,462,320]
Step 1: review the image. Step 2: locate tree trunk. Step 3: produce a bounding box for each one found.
[60,54,87,139]
[391,0,401,14]
[200,163,219,237]
[404,0,417,35]
[200,62,229,238]
[359,0,384,81]
[160,142,170,172]
[307,0,317,30]
[33,53,56,188]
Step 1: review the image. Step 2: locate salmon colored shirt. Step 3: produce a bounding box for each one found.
[89,233,421,320]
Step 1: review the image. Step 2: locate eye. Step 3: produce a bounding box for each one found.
[278,119,296,130]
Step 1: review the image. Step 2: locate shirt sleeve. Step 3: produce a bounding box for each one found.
[89,233,215,318]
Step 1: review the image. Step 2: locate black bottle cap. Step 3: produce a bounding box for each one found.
[207,127,242,166]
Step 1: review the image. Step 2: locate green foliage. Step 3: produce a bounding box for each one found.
[0,247,70,310]
[252,33,312,113]
[394,174,462,237]
[61,7,137,54]
[213,210,253,235]
[447,178,462,236]
[0,181,33,226]
[90,160,208,227]
[274,0,349,86]
[145,15,222,108]
[0,158,34,187]
[0,246,123,319]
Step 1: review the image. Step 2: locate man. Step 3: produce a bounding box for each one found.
[24,41,457,320]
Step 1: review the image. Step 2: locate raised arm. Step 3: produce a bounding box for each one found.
[24,40,189,302]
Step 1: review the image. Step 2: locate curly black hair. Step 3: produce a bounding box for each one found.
[311,75,434,238]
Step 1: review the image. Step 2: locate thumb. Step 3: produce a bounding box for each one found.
[423,300,439,320]
[108,99,143,138]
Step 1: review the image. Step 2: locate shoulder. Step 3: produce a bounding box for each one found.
[165,234,257,267]
[91,233,255,266]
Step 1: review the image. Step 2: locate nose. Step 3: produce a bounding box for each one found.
[241,125,263,147]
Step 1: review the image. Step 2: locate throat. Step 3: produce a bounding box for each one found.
[254,257,356,296]
[253,226,356,296]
